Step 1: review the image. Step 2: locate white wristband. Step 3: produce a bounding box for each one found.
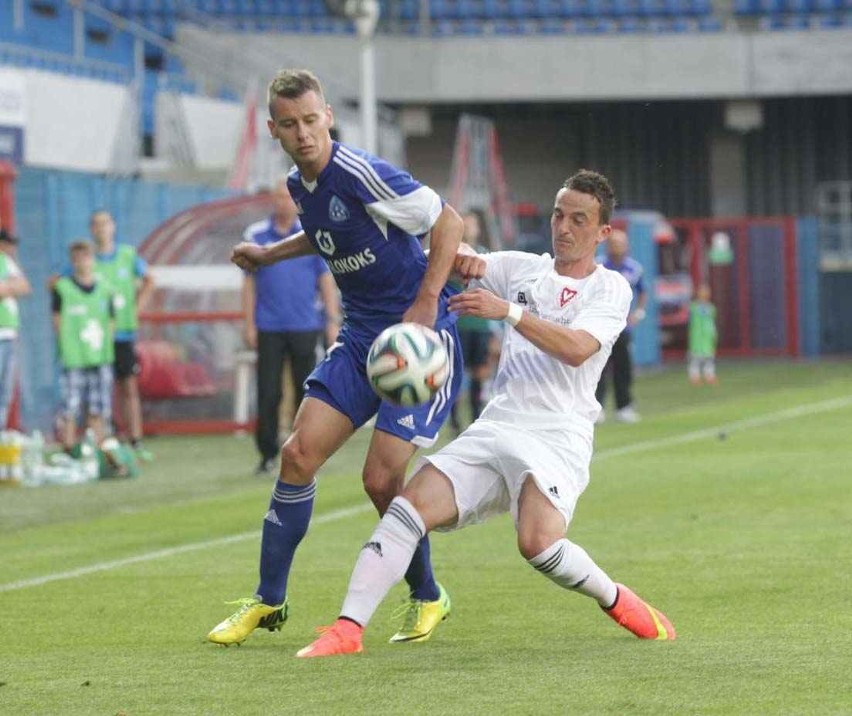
[504,302,523,327]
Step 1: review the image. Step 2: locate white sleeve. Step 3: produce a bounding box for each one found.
[571,276,632,348]
[365,186,443,237]
[474,251,540,300]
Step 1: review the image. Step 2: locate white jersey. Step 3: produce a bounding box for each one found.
[474,251,632,438]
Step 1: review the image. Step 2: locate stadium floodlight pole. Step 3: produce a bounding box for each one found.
[346,0,380,156]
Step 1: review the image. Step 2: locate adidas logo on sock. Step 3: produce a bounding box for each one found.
[264,509,283,526]
[396,414,415,429]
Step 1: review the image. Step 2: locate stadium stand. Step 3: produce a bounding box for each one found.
[2,0,849,154]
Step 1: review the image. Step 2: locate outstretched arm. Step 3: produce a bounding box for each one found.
[449,288,601,367]
[402,205,464,327]
[231,231,316,272]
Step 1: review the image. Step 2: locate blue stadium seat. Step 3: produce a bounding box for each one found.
[399,1,419,20]
[812,0,840,9]
[618,15,643,30]
[612,0,640,15]
[815,11,842,23]
[512,0,537,16]
[670,15,692,29]
[734,0,759,13]
[662,0,690,14]
[786,0,813,11]
[539,16,567,29]
[22,0,75,55]
[785,13,811,26]
[637,0,666,15]
[534,0,563,16]
[574,16,613,29]
[690,0,711,14]
[697,15,722,29]
[459,17,486,31]
[456,0,481,19]
[557,0,583,15]
[757,0,785,12]
[493,17,523,31]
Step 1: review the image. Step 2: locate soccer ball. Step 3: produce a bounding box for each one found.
[366,323,449,406]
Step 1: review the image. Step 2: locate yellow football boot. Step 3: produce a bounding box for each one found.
[388,583,451,644]
[207,597,287,646]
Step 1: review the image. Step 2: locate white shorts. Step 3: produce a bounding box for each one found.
[418,419,592,531]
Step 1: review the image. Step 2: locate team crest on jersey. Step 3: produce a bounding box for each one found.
[329,195,350,223]
[315,229,336,256]
[559,287,578,307]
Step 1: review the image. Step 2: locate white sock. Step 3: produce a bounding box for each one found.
[528,538,618,607]
[340,496,426,626]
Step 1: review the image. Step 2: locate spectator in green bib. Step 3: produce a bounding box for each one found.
[52,241,115,452]
[88,210,155,460]
[688,283,718,385]
[0,226,31,429]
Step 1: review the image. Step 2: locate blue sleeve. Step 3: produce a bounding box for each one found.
[634,274,645,295]
[342,153,424,205]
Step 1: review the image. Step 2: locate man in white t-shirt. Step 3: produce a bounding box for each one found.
[296,170,676,658]
[0,228,31,428]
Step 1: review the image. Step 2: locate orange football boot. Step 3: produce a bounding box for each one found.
[296,619,364,658]
[603,584,676,640]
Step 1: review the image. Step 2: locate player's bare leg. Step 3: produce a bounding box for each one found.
[519,477,675,640]
[297,464,458,657]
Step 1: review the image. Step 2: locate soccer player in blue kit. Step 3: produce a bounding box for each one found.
[207,69,465,646]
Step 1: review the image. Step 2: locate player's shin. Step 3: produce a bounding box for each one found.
[341,496,426,626]
[529,538,618,608]
[256,480,316,605]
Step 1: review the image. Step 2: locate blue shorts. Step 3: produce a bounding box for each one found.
[305,324,463,448]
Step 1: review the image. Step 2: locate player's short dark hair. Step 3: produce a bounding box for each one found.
[267,69,326,116]
[563,170,615,225]
[69,240,94,256]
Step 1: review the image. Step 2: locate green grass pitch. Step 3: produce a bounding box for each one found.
[1,360,850,715]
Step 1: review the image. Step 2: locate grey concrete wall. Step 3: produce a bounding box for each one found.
[183,28,852,103]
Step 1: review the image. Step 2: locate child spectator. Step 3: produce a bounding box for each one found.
[688,283,717,385]
[52,241,115,451]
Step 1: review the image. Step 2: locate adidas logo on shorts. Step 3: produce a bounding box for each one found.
[396,414,415,429]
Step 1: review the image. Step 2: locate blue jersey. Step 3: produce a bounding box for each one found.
[603,255,644,335]
[244,216,329,332]
[287,142,456,340]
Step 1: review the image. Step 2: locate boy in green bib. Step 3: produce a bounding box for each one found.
[52,241,115,452]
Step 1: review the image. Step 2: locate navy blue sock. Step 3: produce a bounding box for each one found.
[404,535,440,601]
[256,480,315,606]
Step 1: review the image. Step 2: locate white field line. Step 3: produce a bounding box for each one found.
[2,395,850,594]
[592,395,852,462]
[0,504,372,594]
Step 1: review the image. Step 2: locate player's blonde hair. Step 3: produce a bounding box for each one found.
[267,70,326,116]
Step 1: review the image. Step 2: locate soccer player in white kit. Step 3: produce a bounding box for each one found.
[297,170,676,658]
